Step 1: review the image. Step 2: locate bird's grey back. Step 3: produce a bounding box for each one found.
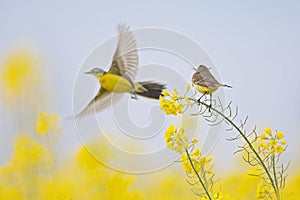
[192,65,221,87]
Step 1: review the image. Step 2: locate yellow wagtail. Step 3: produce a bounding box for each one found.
[75,24,165,117]
[192,65,232,110]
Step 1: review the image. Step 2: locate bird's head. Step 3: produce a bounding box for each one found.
[85,68,106,78]
[196,65,212,72]
[192,65,209,72]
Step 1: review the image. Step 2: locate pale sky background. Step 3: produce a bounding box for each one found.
[0,1,300,173]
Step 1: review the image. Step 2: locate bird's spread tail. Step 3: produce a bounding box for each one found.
[134,81,166,99]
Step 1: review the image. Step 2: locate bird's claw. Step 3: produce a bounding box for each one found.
[131,94,138,100]
[208,104,212,112]
[197,98,201,105]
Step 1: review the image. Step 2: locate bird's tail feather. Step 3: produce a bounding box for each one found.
[134,81,166,99]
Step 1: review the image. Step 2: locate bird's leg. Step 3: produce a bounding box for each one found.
[130,85,138,100]
[208,93,212,112]
[197,92,206,104]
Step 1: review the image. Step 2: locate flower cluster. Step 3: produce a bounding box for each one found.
[164,124,189,153]
[259,127,286,155]
[36,111,61,136]
[181,147,213,175]
[1,50,40,96]
[1,134,53,174]
[160,89,185,115]
[256,181,271,199]
[164,124,220,199]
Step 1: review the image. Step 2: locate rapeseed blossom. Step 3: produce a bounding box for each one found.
[259,127,286,155]
[159,89,185,115]
[1,50,39,95]
[36,111,60,136]
[181,147,213,175]
[163,123,220,199]
[164,124,188,153]
[0,49,44,107]
[256,181,271,199]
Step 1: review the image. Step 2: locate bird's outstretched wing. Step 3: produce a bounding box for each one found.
[108,24,139,82]
[73,87,118,118]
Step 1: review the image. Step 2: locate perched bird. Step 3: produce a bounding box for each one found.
[192,65,232,110]
[74,24,165,118]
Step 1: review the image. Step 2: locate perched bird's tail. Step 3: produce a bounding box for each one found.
[134,81,166,99]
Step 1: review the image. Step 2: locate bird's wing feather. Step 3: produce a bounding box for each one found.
[74,87,120,118]
[108,24,138,82]
[199,68,220,84]
[192,70,221,87]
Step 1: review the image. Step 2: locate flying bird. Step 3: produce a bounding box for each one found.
[74,24,165,118]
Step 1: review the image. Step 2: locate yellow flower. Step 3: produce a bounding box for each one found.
[159,96,185,116]
[36,111,61,136]
[186,84,191,92]
[184,96,189,102]
[161,89,170,96]
[201,156,213,164]
[181,153,193,173]
[269,139,277,147]
[191,147,201,157]
[256,182,270,199]
[0,49,47,109]
[264,127,272,136]
[175,103,184,114]
[281,139,286,145]
[259,133,268,140]
[1,134,53,173]
[164,125,188,153]
[1,50,39,95]
[275,145,285,154]
[76,146,101,170]
[275,131,285,139]
[159,96,176,115]
[181,148,214,184]
[259,142,269,150]
[191,138,198,144]
[0,185,21,200]
[172,88,179,96]
[270,148,275,156]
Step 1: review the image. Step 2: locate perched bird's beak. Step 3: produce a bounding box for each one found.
[84,71,92,74]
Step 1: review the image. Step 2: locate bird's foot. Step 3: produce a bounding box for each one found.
[197,98,201,105]
[197,93,206,105]
[208,104,212,112]
[131,94,138,100]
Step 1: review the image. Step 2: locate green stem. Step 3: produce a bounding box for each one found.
[185,149,212,200]
[272,154,280,199]
[188,98,279,199]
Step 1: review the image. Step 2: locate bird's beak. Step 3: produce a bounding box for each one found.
[84,71,92,74]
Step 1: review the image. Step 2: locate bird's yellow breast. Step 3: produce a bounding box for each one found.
[99,74,133,93]
[193,84,219,94]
